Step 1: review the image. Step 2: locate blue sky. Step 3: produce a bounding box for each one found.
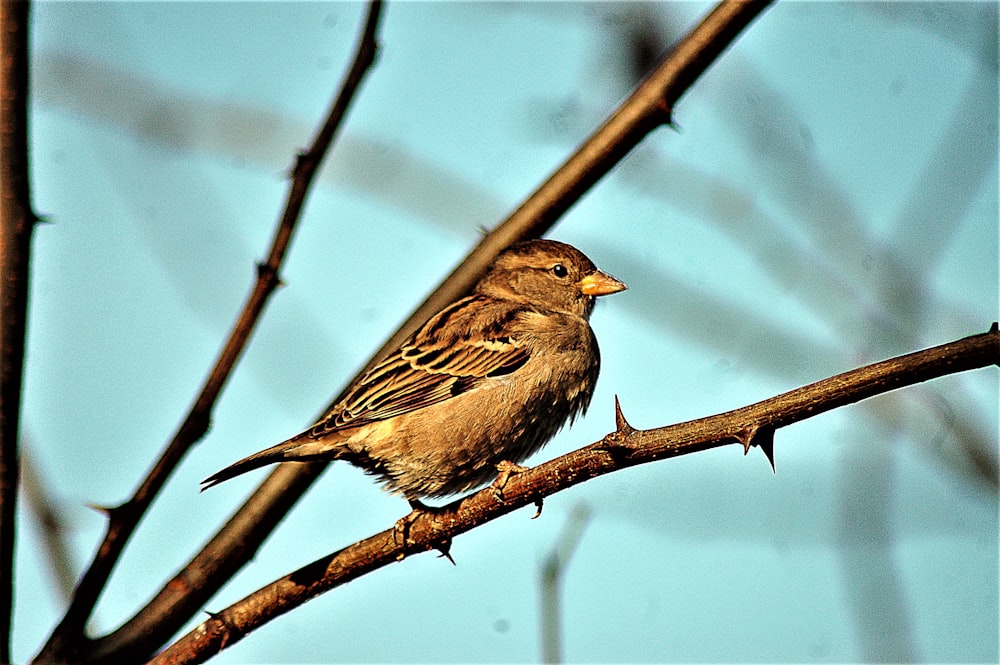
[18,2,998,663]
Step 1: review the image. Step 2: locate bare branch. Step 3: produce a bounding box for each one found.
[0,1,39,661]
[152,328,999,664]
[32,2,384,663]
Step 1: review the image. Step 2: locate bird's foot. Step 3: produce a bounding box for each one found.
[491,461,528,503]
[392,500,455,563]
[491,461,544,518]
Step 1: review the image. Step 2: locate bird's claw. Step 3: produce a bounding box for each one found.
[393,500,428,551]
[531,498,544,519]
[492,460,529,503]
[393,501,456,563]
[392,515,415,556]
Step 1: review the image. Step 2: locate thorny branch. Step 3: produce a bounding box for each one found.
[151,327,999,664]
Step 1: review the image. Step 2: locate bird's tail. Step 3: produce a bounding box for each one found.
[200,436,337,490]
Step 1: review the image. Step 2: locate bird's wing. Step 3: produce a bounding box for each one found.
[308,297,531,437]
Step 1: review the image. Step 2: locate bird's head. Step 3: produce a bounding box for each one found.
[475,239,626,318]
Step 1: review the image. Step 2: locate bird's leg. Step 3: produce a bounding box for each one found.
[408,498,430,512]
[391,501,421,554]
[530,497,544,519]
[392,500,426,549]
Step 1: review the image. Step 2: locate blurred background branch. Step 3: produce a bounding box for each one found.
[540,502,591,664]
[19,444,76,604]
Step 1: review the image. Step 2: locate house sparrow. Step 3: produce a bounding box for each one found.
[202,239,626,500]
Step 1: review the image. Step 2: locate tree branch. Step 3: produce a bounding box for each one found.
[151,327,998,664]
[32,2,384,663]
[0,1,38,662]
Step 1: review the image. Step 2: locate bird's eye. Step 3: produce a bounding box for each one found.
[551,264,568,278]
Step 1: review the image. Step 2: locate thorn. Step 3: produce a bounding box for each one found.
[759,432,776,473]
[989,321,998,334]
[288,150,312,179]
[736,425,776,472]
[435,538,456,565]
[613,395,635,435]
[736,424,757,455]
[654,98,675,130]
[86,502,115,517]
[203,607,234,647]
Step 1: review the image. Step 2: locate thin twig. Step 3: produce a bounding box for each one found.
[151,328,999,664]
[0,1,38,662]
[32,2,384,663]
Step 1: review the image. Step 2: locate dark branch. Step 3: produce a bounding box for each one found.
[0,1,39,662]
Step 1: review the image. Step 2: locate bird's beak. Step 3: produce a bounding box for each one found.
[578,270,627,297]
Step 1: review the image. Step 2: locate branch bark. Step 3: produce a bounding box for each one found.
[0,2,37,662]
[32,2,384,664]
[151,327,999,664]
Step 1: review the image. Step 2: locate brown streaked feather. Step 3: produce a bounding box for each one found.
[308,296,531,438]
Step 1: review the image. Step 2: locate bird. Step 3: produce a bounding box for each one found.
[201,239,626,501]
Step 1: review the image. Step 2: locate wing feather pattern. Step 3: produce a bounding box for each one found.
[308,296,531,438]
